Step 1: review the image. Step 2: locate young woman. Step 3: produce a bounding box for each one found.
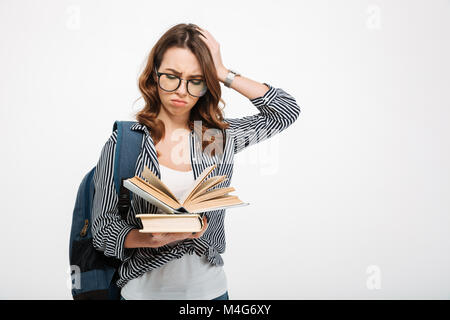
[91,23,301,300]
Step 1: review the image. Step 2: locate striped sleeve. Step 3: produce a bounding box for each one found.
[91,129,137,261]
[224,83,301,154]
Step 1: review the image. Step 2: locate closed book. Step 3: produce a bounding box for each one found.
[136,213,203,233]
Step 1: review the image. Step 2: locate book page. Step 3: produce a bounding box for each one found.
[185,175,228,204]
[183,195,243,212]
[178,164,217,204]
[123,179,177,213]
[131,176,181,208]
[187,202,250,214]
[136,214,203,233]
[189,186,236,204]
[142,165,178,201]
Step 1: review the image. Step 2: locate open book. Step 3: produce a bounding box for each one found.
[123,164,249,214]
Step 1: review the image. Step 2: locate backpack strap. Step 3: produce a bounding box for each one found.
[112,120,143,219]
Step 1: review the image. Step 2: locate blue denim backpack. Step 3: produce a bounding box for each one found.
[69,120,142,300]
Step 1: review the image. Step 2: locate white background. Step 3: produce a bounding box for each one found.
[0,0,449,299]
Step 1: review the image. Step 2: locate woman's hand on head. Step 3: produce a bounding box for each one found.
[195,26,227,75]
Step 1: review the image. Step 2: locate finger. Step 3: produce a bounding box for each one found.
[202,216,208,228]
[189,228,204,238]
[190,218,208,238]
[150,232,163,236]
[192,228,206,239]
[177,232,193,238]
[195,27,207,39]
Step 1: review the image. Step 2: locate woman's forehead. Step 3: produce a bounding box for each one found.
[161,47,202,75]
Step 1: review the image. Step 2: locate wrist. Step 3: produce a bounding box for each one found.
[125,229,154,248]
[217,66,229,83]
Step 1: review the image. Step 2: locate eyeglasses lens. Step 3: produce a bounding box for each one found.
[159,74,207,97]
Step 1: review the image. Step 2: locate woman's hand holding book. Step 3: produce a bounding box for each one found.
[124,216,209,248]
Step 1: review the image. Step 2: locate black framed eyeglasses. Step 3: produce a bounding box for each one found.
[154,67,208,97]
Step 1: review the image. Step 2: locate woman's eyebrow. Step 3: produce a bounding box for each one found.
[164,68,204,78]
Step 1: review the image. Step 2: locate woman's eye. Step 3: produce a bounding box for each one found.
[167,75,178,79]
[191,80,203,85]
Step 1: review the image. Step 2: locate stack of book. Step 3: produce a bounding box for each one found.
[123,164,249,232]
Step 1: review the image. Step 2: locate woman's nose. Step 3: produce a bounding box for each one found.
[176,79,188,95]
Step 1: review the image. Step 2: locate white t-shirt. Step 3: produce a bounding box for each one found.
[120,164,228,300]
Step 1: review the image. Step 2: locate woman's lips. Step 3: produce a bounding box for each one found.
[171,99,187,106]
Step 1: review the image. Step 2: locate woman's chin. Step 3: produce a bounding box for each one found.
[168,107,190,116]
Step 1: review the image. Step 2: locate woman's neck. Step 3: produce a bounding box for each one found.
[157,109,190,132]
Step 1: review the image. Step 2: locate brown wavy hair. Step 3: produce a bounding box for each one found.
[132,23,230,158]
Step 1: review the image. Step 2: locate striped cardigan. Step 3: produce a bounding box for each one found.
[91,82,301,288]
